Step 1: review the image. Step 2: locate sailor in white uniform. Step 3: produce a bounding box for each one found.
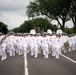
[22,35,28,57]
[29,34,35,56]
[51,33,56,56]
[0,35,7,60]
[53,34,61,59]
[0,33,5,56]
[42,34,49,58]
[7,32,15,56]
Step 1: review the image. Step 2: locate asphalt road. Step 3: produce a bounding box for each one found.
[0,54,24,75]
[27,50,76,75]
[63,50,76,61]
[0,50,76,75]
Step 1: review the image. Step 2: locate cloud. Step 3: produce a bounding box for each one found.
[0,0,33,29]
[0,0,31,11]
[65,20,74,28]
[0,10,29,29]
[51,19,73,28]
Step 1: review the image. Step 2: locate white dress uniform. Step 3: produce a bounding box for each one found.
[68,36,73,51]
[25,35,30,53]
[62,35,69,53]
[51,34,56,56]
[14,36,19,53]
[0,36,1,55]
[71,36,75,50]
[29,35,35,56]
[22,36,28,57]
[0,35,5,56]
[60,35,65,52]
[37,35,42,53]
[42,36,49,58]
[46,35,52,54]
[15,35,23,54]
[0,36,7,60]
[73,35,76,50]
[53,36,61,59]
[58,36,64,54]
[17,36,23,55]
[7,35,15,56]
[32,36,39,58]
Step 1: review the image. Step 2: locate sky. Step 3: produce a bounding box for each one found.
[0,0,33,29]
[0,0,74,30]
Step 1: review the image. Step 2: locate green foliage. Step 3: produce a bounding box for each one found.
[1,27,8,34]
[20,21,33,32]
[12,28,20,33]
[13,21,33,33]
[69,0,76,32]
[0,22,7,30]
[12,18,58,33]
[26,0,71,31]
[51,25,58,32]
[65,28,73,34]
[0,22,8,34]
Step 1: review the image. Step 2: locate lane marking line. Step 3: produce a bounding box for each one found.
[24,57,29,75]
[60,54,76,64]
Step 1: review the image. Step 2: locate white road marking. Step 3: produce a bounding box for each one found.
[24,57,29,75]
[60,54,76,64]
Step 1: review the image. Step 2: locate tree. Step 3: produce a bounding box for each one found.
[26,0,70,31]
[12,21,33,33]
[69,0,76,33]
[0,22,8,34]
[11,27,20,33]
[19,21,33,33]
[12,18,58,33]
[0,22,7,30]
[28,18,54,32]
[1,27,8,34]
[65,27,73,34]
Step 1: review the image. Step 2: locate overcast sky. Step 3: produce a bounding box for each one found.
[0,0,73,30]
[0,0,33,29]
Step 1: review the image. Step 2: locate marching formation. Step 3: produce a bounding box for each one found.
[0,29,76,60]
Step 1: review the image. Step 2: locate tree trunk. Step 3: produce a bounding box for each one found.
[61,19,65,32]
[73,14,76,33]
[73,21,76,33]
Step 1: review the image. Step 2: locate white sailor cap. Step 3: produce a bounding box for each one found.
[56,29,62,35]
[30,29,36,35]
[47,29,52,34]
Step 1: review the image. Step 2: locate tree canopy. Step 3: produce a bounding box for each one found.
[0,22,7,30]
[26,0,76,33]
[12,18,58,33]
[26,0,71,31]
[0,22,8,34]
[69,0,76,33]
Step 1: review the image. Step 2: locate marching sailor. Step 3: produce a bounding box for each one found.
[0,35,7,60]
[42,33,49,58]
[54,34,61,59]
[7,32,15,56]
[22,34,28,57]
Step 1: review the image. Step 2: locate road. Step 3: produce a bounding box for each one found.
[0,50,76,75]
[0,54,24,75]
